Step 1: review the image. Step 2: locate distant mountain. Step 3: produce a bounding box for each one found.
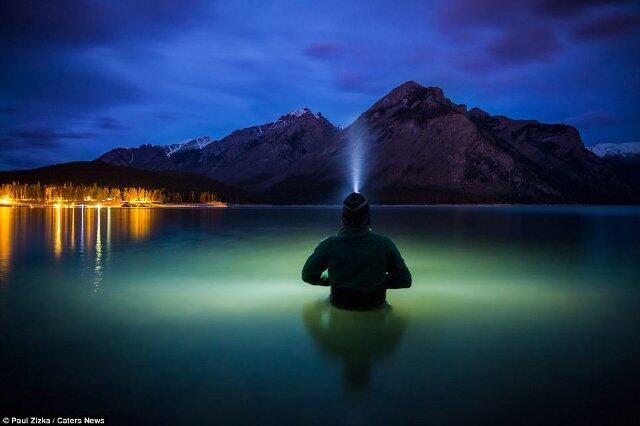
[98,81,638,204]
[96,135,216,171]
[588,142,640,158]
[195,108,339,188]
[98,108,339,190]
[0,161,246,202]
[588,142,640,193]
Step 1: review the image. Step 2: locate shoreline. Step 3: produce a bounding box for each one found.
[2,202,640,210]
[0,201,229,209]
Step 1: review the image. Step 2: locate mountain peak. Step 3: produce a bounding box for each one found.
[390,81,445,99]
[393,80,424,92]
[278,108,322,121]
[359,81,453,122]
[369,81,449,112]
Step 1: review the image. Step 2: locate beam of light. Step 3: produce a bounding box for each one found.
[346,123,368,194]
[349,134,362,193]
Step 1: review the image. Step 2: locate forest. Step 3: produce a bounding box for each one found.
[0,182,221,204]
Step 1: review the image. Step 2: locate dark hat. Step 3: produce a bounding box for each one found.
[342,192,370,228]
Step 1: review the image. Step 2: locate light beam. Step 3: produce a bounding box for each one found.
[347,124,368,194]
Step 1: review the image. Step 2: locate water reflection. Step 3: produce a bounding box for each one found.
[107,207,111,253]
[0,207,12,286]
[84,207,95,249]
[54,205,62,258]
[0,207,156,281]
[70,206,76,250]
[80,206,85,253]
[127,207,151,241]
[1,206,640,423]
[93,207,103,292]
[302,300,408,392]
[40,207,156,259]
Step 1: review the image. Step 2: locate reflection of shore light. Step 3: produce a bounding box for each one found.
[107,208,111,251]
[70,206,75,250]
[94,205,102,292]
[0,207,12,284]
[54,204,62,258]
[80,205,85,255]
[130,207,152,240]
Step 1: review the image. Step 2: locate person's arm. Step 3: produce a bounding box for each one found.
[301,241,330,286]
[384,239,412,289]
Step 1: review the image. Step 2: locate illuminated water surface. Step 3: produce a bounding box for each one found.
[1,206,639,424]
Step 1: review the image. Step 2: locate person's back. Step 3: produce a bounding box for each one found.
[301,192,411,309]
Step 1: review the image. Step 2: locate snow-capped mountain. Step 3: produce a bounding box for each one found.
[278,107,323,121]
[97,108,338,183]
[97,136,216,170]
[588,143,640,194]
[164,136,215,156]
[588,142,640,158]
[163,143,184,157]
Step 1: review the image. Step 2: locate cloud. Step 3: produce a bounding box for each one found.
[0,51,145,109]
[0,0,211,47]
[535,0,636,18]
[303,43,348,59]
[0,152,46,170]
[334,73,383,94]
[0,105,21,115]
[0,126,99,170]
[487,26,561,63]
[95,116,128,131]
[573,12,640,40]
[439,0,562,65]
[3,128,97,149]
[440,0,524,29]
[153,112,180,121]
[438,0,639,66]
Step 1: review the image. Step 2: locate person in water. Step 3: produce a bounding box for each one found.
[301,192,412,309]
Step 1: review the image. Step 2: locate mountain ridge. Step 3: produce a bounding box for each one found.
[588,142,640,158]
[96,81,637,204]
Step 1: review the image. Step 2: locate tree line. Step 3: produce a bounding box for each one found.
[0,182,222,204]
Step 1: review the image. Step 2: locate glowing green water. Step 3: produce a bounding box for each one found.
[1,206,639,424]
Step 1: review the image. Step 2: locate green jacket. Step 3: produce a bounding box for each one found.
[301,228,411,306]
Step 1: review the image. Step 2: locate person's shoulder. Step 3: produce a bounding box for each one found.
[317,235,338,247]
[368,232,394,244]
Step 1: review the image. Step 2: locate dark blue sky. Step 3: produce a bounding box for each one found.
[1,0,639,170]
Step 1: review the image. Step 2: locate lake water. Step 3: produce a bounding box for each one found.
[1,205,639,425]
